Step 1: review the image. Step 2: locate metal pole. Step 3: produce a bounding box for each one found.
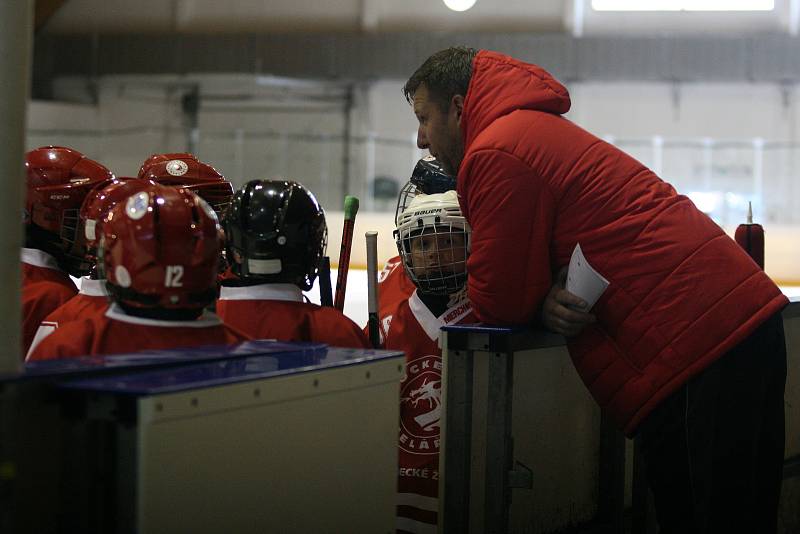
[365,131,376,210]
[439,332,474,533]
[341,85,354,200]
[483,351,514,533]
[182,85,200,154]
[0,0,33,374]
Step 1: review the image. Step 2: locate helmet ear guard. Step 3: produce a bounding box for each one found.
[395,190,470,296]
[224,179,327,291]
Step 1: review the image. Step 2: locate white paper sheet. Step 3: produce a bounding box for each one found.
[565,243,610,312]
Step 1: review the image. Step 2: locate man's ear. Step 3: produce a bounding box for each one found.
[451,94,465,125]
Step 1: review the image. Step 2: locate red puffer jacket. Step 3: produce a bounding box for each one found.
[458,50,788,435]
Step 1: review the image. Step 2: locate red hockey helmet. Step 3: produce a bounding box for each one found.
[25,146,115,275]
[137,153,199,178]
[99,183,223,310]
[137,153,233,219]
[79,178,154,268]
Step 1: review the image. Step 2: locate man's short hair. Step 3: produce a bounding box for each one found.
[403,46,478,112]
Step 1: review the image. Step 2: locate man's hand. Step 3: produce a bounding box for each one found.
[541,267,596,337]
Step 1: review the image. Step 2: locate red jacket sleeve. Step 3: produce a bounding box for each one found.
[459,148,555,325]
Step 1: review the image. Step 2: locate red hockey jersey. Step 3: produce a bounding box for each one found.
[383,290,475,534]
[27,303,249,361]
[21,248,78,355]
[216,283,371,348]
[369,255,417,344]
[26,277,110,360]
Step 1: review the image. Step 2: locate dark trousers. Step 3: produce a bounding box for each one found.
[638,312,787,534]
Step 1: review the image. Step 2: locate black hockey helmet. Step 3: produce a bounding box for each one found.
[395,156,456,225]
[410,155,456,194]
[224,179,327,290]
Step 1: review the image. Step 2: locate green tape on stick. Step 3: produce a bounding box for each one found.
[344,195,360,221]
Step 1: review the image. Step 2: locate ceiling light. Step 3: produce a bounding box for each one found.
[592,0,774,10]
[443,0,477,12]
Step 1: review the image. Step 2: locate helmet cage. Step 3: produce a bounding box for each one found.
[183,181,235,220]
[395,181,419,226]
[395,195,470,296]
[25,146,115,276]
[58,206,91,276]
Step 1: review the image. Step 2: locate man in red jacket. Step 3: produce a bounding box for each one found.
[404,47,788,533]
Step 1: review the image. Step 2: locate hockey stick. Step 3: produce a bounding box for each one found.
[318,256,333,307]
[334,195,359,311]
[365,231,380,348]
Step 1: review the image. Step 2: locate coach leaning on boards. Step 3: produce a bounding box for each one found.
[403,46,788,534]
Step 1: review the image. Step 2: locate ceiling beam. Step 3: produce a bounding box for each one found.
[34,0,68,33]
[32,31,800,98]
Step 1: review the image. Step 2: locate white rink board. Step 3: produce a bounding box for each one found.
[306,268,370,329]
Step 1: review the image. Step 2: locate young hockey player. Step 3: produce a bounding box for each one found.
[217,179,370,348]
[26,178,158,357]
[383,191,476,533]
[28,183,248,361]
[373,156,456,341]
[22,146,114,354]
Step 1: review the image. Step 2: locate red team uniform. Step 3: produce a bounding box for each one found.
[29,182,246,361]
[217,284,370,348]
[385,291,475,534]
[22,146,114,355]
[221,179,365,347]
[26,277,110,359]
[386,189,474,534]
[373,255,417,342]
[28,303,246,361]
[21,249,78,354]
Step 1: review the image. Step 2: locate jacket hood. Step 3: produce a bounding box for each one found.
[462,50,571,147]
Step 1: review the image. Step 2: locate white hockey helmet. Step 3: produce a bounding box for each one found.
[395,190,470,295]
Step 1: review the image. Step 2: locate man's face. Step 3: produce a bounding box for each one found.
[409,228,467,278]
[412,84,465,176]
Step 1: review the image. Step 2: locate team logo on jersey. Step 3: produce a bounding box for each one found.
[378,258,401,284]
[166,159,189,177]
[399,354,442,456]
